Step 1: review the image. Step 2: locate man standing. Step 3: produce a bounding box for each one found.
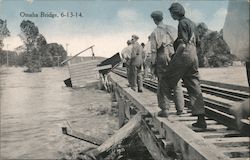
[121,40,133,87]
[130,35,143,92]
[164,3,207,128]
[143,36,152,79]
[150,11,184,117]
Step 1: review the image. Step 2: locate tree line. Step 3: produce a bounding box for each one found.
[0,19,67,72]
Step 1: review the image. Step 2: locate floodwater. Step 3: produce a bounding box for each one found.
[0,67,118,159]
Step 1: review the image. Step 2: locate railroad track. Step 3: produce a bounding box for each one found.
[112,67,250,160]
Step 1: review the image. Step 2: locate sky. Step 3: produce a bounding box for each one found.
[0,0,229,57]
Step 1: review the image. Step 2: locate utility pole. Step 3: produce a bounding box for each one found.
[6,44,9,67]
[66,43,70,57]
[54,56,61,67]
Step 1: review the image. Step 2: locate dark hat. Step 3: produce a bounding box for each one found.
[151,11,163,21]
[132,34,139,40]
[127,40,132,45]
[169,3,185,17]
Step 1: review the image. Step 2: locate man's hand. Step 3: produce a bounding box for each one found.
[175,43,186,55]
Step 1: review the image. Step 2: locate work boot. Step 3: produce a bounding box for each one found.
[138,88,143,93]
[192,114,207,129]
[127,84,131,87]
[157,110,169,117]
[131,87,136,91]
[176,110,183,115]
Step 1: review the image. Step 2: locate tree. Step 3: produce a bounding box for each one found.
[19,20,67,70]
[0,19,10,51]
[19,20,47,72]
[195,22,235,67]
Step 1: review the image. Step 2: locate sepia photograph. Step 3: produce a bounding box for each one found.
[0,0,249,159]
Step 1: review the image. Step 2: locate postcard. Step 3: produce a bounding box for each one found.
[0,0,249,159]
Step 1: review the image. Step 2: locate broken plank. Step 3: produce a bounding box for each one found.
[89,113,142,157]
[62,127,104,146]
[138,119,170,160]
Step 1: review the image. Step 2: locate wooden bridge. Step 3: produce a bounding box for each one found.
[62,65,250,160]
[107,68,249,160]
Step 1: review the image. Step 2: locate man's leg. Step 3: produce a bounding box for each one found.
[165,45,206,128]
[126,65,131,87]
[130,65,137,91]
[182,76,206,128]
[173,80,184,115]
[137,66,143,92]
[157,75,171,117]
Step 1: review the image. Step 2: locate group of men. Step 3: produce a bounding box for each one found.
[121,2,207,129]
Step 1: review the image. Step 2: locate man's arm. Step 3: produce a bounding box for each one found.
[150,32,157,65]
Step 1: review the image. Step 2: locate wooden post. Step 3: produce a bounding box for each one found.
[124,100,131,120]
[118,97,126,128]
[138,119,171,160]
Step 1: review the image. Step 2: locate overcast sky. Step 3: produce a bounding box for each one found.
[0,0,229,57]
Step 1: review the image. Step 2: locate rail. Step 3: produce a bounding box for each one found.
[110,69,250,160]
[112,67,250,135]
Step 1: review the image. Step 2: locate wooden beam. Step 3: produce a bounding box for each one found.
[61,45,95,64]
[62,126,104,146]
[118,96,126,128]
[88,113,142,157]
[138,119,171,160]
[94,65,112,71]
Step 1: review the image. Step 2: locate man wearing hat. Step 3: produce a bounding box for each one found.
[130,34,143,92]
[121,40,133,87]
[164,2,207,128]
[150,10,184,117]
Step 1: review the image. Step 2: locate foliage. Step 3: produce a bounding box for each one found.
[19,20,67,71]
[195,22,236,67]
[41,43,67,67]
[0,19,10,51]
[19,20,44,72]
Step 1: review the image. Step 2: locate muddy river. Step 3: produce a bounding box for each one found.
[0,67,118,159]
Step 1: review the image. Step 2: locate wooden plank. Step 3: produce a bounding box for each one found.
[62,127,104,146]
[71,78,97,84]
[94,65,112,71]
[71,74,98,81]
[89,113,142,157]
[68,60,100,88]
[199,130,240,139]
[69,65,98,72]
[138,119,170,160]
[70,69,97,76]
[206,137,250,147]
[221,146,250,158]
[124,100,131,120]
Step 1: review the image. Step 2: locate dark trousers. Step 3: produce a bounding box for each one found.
[157,74,184,111]
[130,65,143,90]
[125,63,132,86]
[164,44,205,115]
